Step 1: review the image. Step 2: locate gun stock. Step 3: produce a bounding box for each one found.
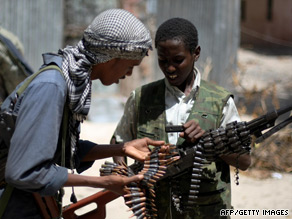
[62,190,119,219]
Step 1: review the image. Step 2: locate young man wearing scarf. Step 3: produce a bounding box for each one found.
[0,9,166,218]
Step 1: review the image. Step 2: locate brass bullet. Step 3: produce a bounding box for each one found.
[125,197,146,205]
[124,192,145,198]
[128,202,146,211]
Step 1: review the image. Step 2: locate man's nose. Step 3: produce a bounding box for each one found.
[166,64,176,73]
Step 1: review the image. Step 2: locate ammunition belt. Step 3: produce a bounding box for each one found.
[100,145,179,218]
[202,121,251,161]
[171,144,205,213]
[171,121,251,213]
[100,122,251,217]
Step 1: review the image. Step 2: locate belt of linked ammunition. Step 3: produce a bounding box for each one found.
[100,122,251,217]
[100,145,179,218]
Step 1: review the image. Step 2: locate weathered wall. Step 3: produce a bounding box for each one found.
[240,0,292,48]
[63,0,118,46]
[0,0,64,71]
[0,0,243,95]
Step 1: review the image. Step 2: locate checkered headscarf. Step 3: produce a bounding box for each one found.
[58,9,152,167]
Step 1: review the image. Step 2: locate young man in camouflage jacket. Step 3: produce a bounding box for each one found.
[111,18,251,218]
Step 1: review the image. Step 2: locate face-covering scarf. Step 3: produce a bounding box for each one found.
[58,9,152,168]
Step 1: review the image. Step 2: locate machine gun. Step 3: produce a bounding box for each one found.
[62,104,292,218]
[122,104,292,216]
[161,104,292,181]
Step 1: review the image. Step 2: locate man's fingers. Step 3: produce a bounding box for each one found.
[189,129,201,138]
[179,132,185,138]
[194,130,205,139]
[126,175,144,184]
[184,120,199,129]
[146,138,165,146]
[158,145,172,153]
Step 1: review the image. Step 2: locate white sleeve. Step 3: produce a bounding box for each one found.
[220,97,241,128]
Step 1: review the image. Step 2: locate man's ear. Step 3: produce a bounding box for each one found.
[193,46,201,61]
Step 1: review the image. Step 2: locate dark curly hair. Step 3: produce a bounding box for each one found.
[154,18,198,53]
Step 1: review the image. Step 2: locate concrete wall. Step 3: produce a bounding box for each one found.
[0,0,64,71]
[241,0,292,48]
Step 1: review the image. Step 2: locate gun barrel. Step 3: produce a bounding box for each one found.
[246,104,292,136]
[276,104,292,116]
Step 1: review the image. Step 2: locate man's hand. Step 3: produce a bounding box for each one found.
[123,138,165,161]
[179,120,205,143]
[65,173,144,195]
[101,174,144,195]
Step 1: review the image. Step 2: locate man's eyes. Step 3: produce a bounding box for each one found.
[158,59,183,63]
[174,59,184,64]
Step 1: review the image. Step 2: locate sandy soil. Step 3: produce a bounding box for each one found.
[62,121,292,219]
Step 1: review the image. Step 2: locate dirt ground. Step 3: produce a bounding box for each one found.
[63,48,292,218]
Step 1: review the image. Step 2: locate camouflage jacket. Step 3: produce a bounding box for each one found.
[135,78,233,218]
